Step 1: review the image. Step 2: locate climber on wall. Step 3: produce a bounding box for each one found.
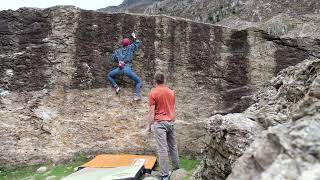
[106,32,142,101]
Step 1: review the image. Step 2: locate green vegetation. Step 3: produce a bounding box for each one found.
[0,155,200,180]
[180,157,199,172]
[0,165,43,180]
[180,157,200,179]
[0,154,88,180]
[155,156,200,180]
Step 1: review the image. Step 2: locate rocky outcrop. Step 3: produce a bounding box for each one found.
[0,6,315,165]
[227,59,320,180]
[195,56,320,179]
[194,114,263,180]
[193,5,320,177]
[245,57,320,128]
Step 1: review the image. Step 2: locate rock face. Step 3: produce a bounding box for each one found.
[195,114,263,180]
[0,6,315,165]
[99,1,320,179]
[227,59,320,180]
[194,56,320,179]
[191,2,320,177]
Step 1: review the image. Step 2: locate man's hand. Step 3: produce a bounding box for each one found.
[145,115,152,134]
[131,32,136,39]
[141,125,151,135]
[143,105,155,135]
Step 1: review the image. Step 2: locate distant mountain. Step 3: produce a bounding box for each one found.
[100,0,320,25]
[99,0,162,13]
[145,0,320,23]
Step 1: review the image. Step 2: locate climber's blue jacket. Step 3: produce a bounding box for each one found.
[111,40,141,65]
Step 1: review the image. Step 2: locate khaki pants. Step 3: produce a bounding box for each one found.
[154,121,180,176]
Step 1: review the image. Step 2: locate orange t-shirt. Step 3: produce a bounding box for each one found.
[148,84,176,121]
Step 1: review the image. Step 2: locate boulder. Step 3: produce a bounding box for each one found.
[195,58,320,179]
[195,113,263,180]
[227,61,320,179]
[1,6,307,165]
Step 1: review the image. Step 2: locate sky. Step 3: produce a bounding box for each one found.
[1,0,123,10]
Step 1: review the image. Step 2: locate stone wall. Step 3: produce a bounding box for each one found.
[0,6,311,165]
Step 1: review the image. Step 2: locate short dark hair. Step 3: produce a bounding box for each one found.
[154,72,165,84]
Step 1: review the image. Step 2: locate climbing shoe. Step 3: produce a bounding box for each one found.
[133,95,141,101]
[160,175,169,180]
[115,86,120,94]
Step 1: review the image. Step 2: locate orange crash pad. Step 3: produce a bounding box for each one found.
[81,154,157,170]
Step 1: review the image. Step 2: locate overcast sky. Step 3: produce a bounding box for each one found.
[1,0,123,10]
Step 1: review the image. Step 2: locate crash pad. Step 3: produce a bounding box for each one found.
[81,154,157,170]
[63,159,145,180]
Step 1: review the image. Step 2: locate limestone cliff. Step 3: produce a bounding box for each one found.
[0,6,315,166]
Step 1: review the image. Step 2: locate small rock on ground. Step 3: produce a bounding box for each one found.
[170,169,188,180]
[143,177,159,180]
[45,176,56,180]
[36,166,47,173]
[151,170,161,177]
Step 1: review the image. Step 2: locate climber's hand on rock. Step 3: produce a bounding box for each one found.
[131,32,136,39]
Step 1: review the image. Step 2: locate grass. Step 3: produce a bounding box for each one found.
[154,156,200,180]
[0,154,88,180]
[0,165,43,180]
[180,157,200,179]
[180,157,199,172]
[0,155,200,180]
